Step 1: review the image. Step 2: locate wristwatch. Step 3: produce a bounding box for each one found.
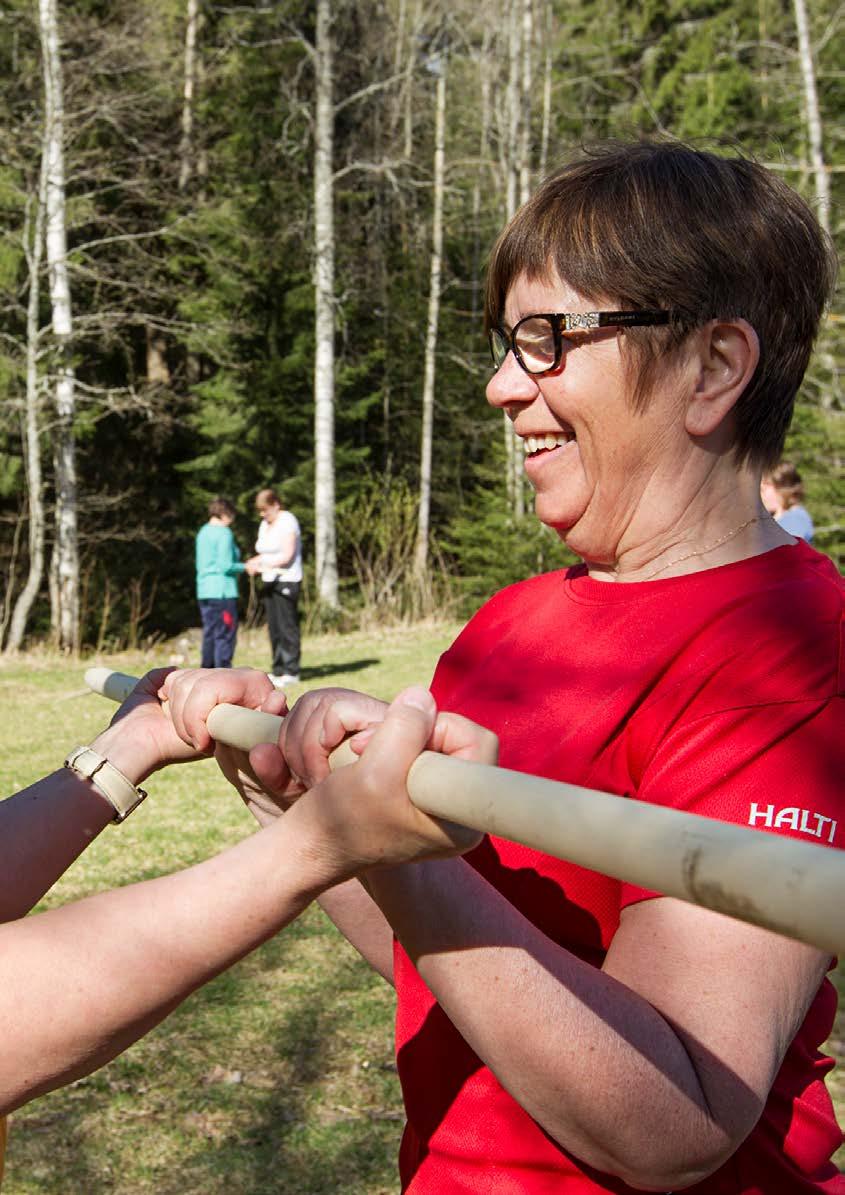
[64,746,148,823]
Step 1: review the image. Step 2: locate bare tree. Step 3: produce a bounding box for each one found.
[178,0,200,194]
[5,156,48,654]
[501,0,532,519]
[518,0,534,207]
[414,51,446,576]
[538,0,552,179]
[313,0,339,608]
[792,0,830,233]
[39,0,79,652]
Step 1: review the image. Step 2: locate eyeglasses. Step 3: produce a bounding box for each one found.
[489,310,670,376]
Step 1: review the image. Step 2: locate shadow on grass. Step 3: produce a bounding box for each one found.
[300,659,380,681]
[5,918,400,1195]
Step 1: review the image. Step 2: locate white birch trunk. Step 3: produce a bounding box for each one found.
[503,1,522,515]
[39,0,79,652]
[539,1,552,179]
[792,0,830,233]
[403,0,421,160]
[178,0,199,193]
[313,0,339,608]
[518,0,533,206]
[471,28,493,325]
[5,153,48,653]
[505,0,520,223]
[503,0,528,518]
[414,62,446,576]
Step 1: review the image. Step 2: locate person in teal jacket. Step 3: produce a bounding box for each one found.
[195,497,245,667]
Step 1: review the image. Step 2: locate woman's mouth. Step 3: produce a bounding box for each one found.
[522,432,575,456]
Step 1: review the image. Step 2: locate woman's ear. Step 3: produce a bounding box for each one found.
[684,319,760,439]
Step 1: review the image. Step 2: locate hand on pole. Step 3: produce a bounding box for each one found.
[160,667,298,826]
[289,687,496,878]
[89,667,212,787]
[277,686,390,790]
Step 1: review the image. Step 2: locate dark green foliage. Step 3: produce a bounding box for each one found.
[445,442,577,616]
[0,0,841,650]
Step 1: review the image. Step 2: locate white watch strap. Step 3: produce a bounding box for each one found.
[64,746,148,823]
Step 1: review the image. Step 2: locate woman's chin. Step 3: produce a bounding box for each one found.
[534,497,587,543]
[542,515,617,565]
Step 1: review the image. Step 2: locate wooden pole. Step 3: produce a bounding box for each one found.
[84,668,845,956]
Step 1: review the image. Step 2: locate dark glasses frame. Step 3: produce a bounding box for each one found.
[489,310,671,376]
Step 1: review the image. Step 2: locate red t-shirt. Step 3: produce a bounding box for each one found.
[394,542,845,1193]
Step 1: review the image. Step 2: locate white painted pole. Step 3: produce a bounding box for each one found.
[85,668,845,955]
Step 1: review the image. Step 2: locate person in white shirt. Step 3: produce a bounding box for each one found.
[246,488,303,684]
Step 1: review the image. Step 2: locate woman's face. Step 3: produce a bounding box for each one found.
[486,270,693,564]
[260,502,281,524]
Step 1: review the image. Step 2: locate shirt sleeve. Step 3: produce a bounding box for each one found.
[222,529,245,576]
[621,694,845,907]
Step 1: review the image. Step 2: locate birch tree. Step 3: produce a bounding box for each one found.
[502,0,530,519]
[39,0,78,652]
[179,0,200,194]
[414,51,446,576]
[518,0,533,207]
[313,0,339,608]
[5,154,47,654]
[792,0,830,233]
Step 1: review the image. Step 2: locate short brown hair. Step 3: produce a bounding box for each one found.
[764,460,805,508]
[255,487,282,512]
[208,497,236,520]
[485,140,838,467]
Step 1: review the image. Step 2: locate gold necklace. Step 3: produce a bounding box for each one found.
[644,515,768,581]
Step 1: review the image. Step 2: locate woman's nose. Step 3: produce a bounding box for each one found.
[485,352,540,412]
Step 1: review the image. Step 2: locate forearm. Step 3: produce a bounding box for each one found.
[0,771,114,921]
[367,859,743,1189]
[316,879,394,984]
[0,802,331,1115]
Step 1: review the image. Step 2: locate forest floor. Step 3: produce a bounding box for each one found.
[1,625,842,1190]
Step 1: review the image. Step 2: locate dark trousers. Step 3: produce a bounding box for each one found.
[262,580,301,676]
[198,598,238,668]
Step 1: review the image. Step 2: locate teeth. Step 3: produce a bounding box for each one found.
[523,433,572,455]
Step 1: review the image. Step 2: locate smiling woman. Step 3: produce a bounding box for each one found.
[54,140,843,1195]
[261,139,843,1195]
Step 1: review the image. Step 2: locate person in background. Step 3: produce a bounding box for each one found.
[195,497,245,667]
[246,487,302,686]
[761,460,816,542]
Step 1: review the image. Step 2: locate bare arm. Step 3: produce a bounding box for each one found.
[316,880,395,984]
[0,771,113,922]
[0,799,332,1114]
[167,676,398,984]
[0,684,473,1115]
[0,667,199,923]
[366,859,829,1190]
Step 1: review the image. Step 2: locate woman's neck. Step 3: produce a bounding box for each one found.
[586,464,793,583]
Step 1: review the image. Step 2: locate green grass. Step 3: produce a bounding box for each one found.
[1,623,843,1189]
[0,624,461,1194]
